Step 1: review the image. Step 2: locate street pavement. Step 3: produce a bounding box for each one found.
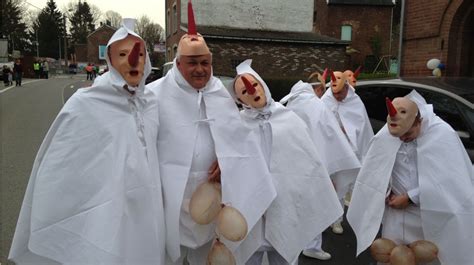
[1,74,377,265]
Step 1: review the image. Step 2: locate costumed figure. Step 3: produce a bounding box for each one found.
[228,60,343,265]
[321,70,374,234]
[9,19,166,264]
[343,66,361,88]
[347,91,474,265]
[280,78,361,260]
[307,68,328,98]
[147,2,276,264]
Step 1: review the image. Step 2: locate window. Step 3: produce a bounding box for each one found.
[166,9,170,36]
[172,3,177,33]
[341,25,352,41]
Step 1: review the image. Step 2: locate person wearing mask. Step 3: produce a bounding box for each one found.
[321,70,374,234]
[9,18,166,265]
[229,60,343,265]
[147,2,276,264]
[347,91,474,265]
[280,77,361,261]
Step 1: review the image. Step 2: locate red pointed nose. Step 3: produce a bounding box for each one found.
[386,97,398,117]
[330,70,337,82]
[188,0,197,35]
[354,66,362,78]
[241,76,256,95]
[322,68,328,82]
[128,41,141,67]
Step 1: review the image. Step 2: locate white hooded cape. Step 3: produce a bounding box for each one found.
[321,84,373,161]
[347,91,474,265]
[147,59,277,262]
[281,81,360,175]
[229,60,343,263]
[9,19,166,265]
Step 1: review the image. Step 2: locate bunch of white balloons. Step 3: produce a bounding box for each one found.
[426,58,445,77]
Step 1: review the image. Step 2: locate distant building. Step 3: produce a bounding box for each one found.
[165,0,348,79]
[74,24,116,65]
[401,0,474,77]
[313,0,396,71]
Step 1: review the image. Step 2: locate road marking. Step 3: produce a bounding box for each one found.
[0,79,42,94]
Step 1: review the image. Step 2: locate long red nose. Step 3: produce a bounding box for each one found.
[386,97,398,117]
[128,41,141,67]
[322,68,328,82]
[354,66,362,78]
[330,70,337,83]
[188,0,197,35]
[241,76,256,95]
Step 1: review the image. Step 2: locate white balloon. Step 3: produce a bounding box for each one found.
[432,68,442,77]
[427,59,440,70]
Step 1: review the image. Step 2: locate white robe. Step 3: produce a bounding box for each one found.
[9,20,166,265]
[321,84,373,161]
[347,92,474,265]
[281,81,360,175]
[229,60,343,264]
[148,60,277,262]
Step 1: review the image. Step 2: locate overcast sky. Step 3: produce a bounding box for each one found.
[26,0,166,27]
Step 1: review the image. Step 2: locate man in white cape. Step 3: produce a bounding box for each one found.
[321,70,374,234]
[8,19,166,264]
[347,91,474,265]
[228,60,343,265]
[280,80,361,260]
[147,2,276,264]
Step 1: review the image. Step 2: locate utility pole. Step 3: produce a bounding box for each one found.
[63,14,68,69]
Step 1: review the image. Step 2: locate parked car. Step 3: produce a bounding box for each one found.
[145,67,161,84]
[355,77,474,162]
[162,62,174,77]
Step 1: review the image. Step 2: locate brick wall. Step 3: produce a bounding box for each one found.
[208,39,347,79]
[401,0,472,77]
[314,0,395,69]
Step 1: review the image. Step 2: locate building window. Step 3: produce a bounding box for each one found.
[166,9,171,36]
[341,25,352,41]
[313,10,317,25]
[173,44,178,58]
[172,3,177,33]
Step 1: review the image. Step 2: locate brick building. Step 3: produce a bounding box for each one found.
[165,0,348,80]
[313,0,396,71]
[74,24,116,65]
[401,0,474,77]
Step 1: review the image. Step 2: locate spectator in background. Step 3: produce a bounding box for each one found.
[2,65,11,86]
[13,59,23,86]
[85,63,94,80]
[42,60,49,79]
[33,61,40,79]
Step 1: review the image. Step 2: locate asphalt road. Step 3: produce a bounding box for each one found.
[0,75,377,265]
[0,74,92,265]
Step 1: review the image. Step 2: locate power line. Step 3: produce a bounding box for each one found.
[24,1,42,10]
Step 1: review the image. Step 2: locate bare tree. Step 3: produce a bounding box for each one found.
[103,10,122,28]
[136,15,164,53]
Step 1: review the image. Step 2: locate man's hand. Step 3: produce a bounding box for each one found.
[207,160,221,183]
[387,193,411,209]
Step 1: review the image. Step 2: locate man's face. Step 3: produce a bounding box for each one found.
[177,54,212,89]
[109,35,146,87]
[344,70,356,87]
[387,97,419,138]
[313,84,326,98]
[234,74,267,109]
[331,71,348,101]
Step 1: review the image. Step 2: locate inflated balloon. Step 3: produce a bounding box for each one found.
[390,245,416,265]
[189,182,222,225]
[432,68,442,77]
[409,240,439,263]
[437,63,445,70]
[207,238,236,265]
[370,238,396,263]
[427,58,441,70]
[216,205,248,242]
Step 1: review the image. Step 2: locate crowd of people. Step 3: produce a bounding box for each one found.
[2,59,23,87]
[7,2,474,265]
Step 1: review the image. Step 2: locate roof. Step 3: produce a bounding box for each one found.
[194,26,349,45]
[87,24,117,38]
[327,0,395,6]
